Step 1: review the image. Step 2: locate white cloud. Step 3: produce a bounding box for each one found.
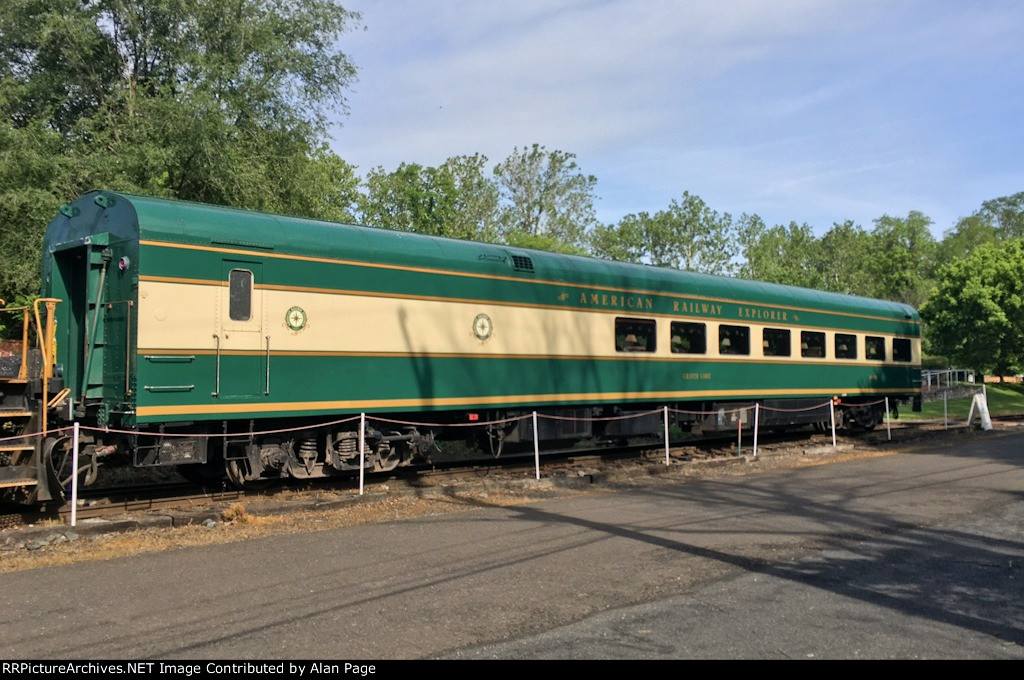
[331,0,1024,235]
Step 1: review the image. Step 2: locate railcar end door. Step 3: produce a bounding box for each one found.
[215,260,265,399]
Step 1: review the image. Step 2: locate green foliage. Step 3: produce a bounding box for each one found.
[867,211,937,307]
[0,122,78,303]
[976,191,1024,239]
[359,154,499,241]
[494,144,598,251]
[814,221,876,296]
[920,240,1024,376]
[590,212,656,264]
[0,0,362,307]
[739,217,821,288]
[591,192,736,275]
[935,215,999,267]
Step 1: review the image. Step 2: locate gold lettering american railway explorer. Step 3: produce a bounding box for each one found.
[672,300,724,316]
[578,291,655,310]
[737,306,789,321]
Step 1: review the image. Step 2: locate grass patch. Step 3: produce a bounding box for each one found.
[904,383,1024,421]
[221,502,251,524]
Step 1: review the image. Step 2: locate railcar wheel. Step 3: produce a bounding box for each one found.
[848,406,879,432]
[45,435,98,498]
[374,449,402,473]
[224,457,277,490]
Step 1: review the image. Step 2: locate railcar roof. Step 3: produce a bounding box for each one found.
[46,190,919,323]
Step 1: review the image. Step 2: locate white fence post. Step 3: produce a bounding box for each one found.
[884,397,891,441]
[532,411,540,480]
[663,406,670,466]
[70,421,80,527]
[358,412,365,495]
[943,392,948,429]
[752,403,760,458]
[829,399,837,448]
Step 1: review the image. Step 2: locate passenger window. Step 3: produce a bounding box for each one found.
[616,318,656,353]
[893,338,912,362]
[670,322,706,354]
[801,331,825,358]
[719,325,750,355]
[865,336,885,361]
[835,333,857,360]
[229,269,253,321]
[762,328,791,357]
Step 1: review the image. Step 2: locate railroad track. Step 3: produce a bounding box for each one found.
[1,419,998,532]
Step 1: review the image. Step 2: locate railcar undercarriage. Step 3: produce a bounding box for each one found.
[3,387,917,501]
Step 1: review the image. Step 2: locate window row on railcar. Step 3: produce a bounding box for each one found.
[614,317,915,363]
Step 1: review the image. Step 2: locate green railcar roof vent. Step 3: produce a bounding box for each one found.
[59,204,79,218]
[511,254,534,273]
[94,194,115,209]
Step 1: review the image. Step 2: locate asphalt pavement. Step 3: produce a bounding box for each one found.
[1,429,1022,660]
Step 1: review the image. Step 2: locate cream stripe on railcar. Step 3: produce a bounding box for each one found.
[139,279,617,358]
[138,279,921,366]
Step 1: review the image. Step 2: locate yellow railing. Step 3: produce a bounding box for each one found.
[1,297,62,433]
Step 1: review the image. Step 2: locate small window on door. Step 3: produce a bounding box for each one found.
[229,269,253,321]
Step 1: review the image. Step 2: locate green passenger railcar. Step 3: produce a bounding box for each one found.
[5,190,922,497]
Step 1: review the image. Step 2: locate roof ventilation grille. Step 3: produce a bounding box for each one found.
[511,255,534,273]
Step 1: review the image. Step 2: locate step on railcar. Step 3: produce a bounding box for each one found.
[0,191,922,502]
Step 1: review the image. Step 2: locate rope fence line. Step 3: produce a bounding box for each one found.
[0,425,74,444]
[534,409,664,422]
[0,395,936,446]
[369,414,530,428]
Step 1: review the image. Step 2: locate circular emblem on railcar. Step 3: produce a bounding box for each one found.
[473,313,493,341]
[286,306,308,331]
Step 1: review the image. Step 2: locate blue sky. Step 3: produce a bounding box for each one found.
[329,0,1024,238]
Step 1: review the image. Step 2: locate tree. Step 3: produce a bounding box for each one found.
[0,0,362,304]
[650,193,737,274]
[814,220,876,297]
[976,191,1024,239]
[590,212,654,264]
[867,211,937,307]
[920,240,1024,378]
[590,192,737,275]
[493,144,597,253]
[935,215,999,264]
[438,154,502,242]
[359,154,500,242]
[738,217,822,288]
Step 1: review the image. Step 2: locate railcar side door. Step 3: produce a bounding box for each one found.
[215,259,265,399]
[50,237,114,410]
